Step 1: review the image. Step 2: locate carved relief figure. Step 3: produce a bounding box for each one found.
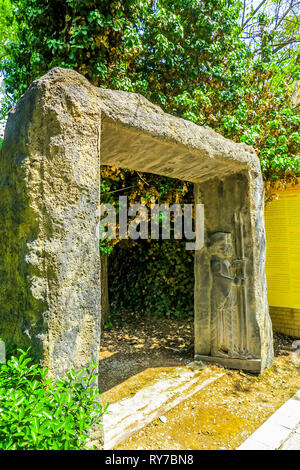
[209,232,246,358]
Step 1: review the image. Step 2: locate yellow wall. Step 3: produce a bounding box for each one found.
[265,181,300,337]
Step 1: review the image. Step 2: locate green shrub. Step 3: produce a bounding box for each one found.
[0,349,108,450]
[109,239,194,318]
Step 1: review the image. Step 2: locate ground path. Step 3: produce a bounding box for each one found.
[99,311,300,450]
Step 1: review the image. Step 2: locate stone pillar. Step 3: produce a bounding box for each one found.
[0,75,101,378]
[194,171,273,372]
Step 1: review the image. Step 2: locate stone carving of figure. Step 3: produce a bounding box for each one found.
[209,232,246,358]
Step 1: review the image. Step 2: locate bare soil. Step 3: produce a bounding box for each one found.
[99,310,300,450]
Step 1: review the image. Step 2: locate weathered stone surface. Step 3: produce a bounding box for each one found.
[0,68,102,376]
[194,173,273,372]
[0,67,273,383]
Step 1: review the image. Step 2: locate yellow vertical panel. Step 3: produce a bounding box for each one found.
[265,184,300,309]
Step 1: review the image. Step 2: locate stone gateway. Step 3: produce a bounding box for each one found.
[0,67,273,378]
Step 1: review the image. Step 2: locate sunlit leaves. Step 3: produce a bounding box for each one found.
[0,0,299,180]
[0,349,106,450]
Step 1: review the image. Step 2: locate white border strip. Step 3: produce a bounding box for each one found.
[238,390,300,450]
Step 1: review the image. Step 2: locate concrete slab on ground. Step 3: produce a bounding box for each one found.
[103,367,224,450]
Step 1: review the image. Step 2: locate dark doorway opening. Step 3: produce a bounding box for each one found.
[98,238,195,394]
[98,163,198,395]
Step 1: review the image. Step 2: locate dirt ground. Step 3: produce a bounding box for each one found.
[99,310,300,450]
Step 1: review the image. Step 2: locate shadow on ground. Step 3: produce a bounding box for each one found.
[98,310,194,393]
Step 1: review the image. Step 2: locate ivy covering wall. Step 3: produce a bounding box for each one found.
[108,239,194,318]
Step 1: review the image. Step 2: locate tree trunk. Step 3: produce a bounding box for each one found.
[101,254,110,326]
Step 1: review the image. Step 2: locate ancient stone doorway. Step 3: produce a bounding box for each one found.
[0,67,273,383]
[98,166,195,392]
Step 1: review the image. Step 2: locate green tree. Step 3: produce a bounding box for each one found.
[0,0,144,115]
[0,0,298,180]
[0,0,16,61]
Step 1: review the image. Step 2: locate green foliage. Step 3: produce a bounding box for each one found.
[0,0,144,116]
[0,1,298,177]
[0,349,107,450]
[109,239,194,318]
[0,0,16,61]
